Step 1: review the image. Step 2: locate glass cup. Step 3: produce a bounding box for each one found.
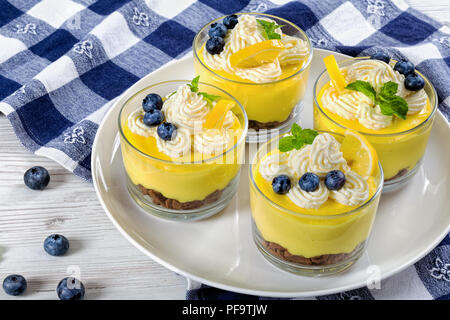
[193,12,313,143]
[313,57,437,192]
[249,131,383,276]
[119,80,248,221]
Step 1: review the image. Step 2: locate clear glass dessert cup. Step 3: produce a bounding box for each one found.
[193,12,313,143]
[249,131,383,276]
[313,57,437,192]
[118,80,248,221]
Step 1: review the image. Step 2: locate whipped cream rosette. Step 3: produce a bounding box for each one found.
[127,79,239,159]
[259,131,370,209]
[203,14,309,83]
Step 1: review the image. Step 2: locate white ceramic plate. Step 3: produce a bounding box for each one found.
[92,49,450,297]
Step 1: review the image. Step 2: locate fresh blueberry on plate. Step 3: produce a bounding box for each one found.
[3,275,27,296]
[143,109,164,127]
[208,23,227,38]
[298,173,320,192]
[44,234,70,256]
[272,175,291,194]
[393,60,415,76]
[157,122,177,141]
[142,93,163,112]
[57,277,85,300]
[404,73,425,91]
[206,36,225,55]
[223,15,238,29]
[24,166,50,191]
[325,170,346,191]
[370,51,390,64]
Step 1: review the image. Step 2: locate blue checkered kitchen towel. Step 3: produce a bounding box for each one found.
[0,0,448,300]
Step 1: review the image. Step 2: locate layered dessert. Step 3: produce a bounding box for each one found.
[194,13,312,132]
[119,78,246,217]
[314,53,436,185]
[250,125,382,272]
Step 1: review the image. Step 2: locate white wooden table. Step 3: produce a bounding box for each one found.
[0,1,448,300]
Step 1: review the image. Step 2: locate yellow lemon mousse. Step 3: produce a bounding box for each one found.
[314,54,437,187]
[250,125,383,274]
[193,13,312,131]
[119,78,247,219]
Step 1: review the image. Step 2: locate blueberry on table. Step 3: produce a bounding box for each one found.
[157,122,177,141]
[370,51,390,64]
[142,93,163,112]
[57,277,85,300]
[206,36,225,55]
[143,109,164,127]
[44,234,70,256]
[3,275,27,296]
[223,15,238,29]
[208,22,227,38]
[24,166,50,190]
[394,60,415,76]
[404,73,425,91]
[298,173,320,192]
[325,170,346,191]
[272,175,291,194]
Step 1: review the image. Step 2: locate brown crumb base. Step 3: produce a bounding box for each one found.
[137,184,223,210]
[263,240,356,266]
[385,168,408,182]
[248,112,293,130]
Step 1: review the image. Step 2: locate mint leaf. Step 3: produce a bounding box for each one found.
[188,76,200,92]
[198,92,221,106]
[379,81,398,98]
[291,123,302,137]
[279,136,296,152]
[378,95,408,120]
[278,124,318,152]
[256,19,283,40]
[167,90,177,98]
[345,80,376,102]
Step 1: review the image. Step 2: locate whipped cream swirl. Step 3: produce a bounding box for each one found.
[128,84,238,158]
[321,59,428,130]
[203,14,309,83]
[127,109,156,137]
[259,133,369,209]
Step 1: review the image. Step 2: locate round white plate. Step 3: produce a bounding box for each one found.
[92,49,450,297]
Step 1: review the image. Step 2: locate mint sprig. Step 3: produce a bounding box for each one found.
[187,76,221,106]
[256,19,283,40]
[345,80,408,120]
[279,124,319,152]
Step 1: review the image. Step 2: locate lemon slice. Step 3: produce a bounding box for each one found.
[203,100,235,129]
[229,40,285,68]
[341,130,378,178]
[323,55,347,91]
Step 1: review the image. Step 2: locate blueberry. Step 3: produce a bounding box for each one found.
[3,275,27,296]
[44,234,69,256]
[298,173,320,192]
[370,51,390,64]
[24,166,50,190]
[142,93,163,112]
[157,122,177,141]
[325,170,346,191]
[394,60,415,76]
[206,36,225,55]
[272,175,291,194]
[57,277,85,300]
[208,23,227,38]
[404,73,425,91]
[143,109,164,127]
[223,15,238,29]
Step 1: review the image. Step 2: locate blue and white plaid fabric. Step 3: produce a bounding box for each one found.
[0,0,448,299]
